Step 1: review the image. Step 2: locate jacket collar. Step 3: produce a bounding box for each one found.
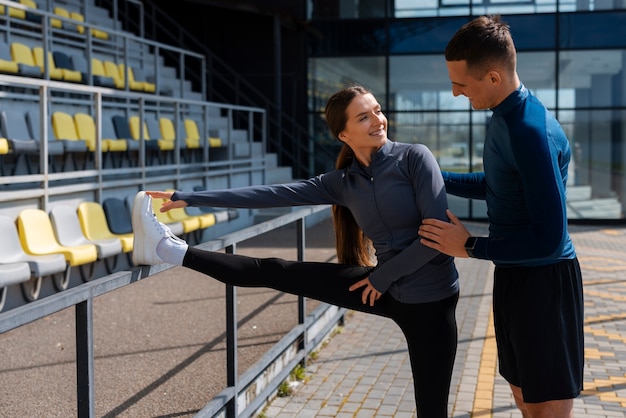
[348,140,394,174]
[492,83,528,115]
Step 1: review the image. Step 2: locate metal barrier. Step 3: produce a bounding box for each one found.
[0,204,344,418]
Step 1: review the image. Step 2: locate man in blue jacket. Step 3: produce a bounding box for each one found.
[418,15,584,418]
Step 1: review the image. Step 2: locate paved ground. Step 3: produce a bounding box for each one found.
[263,222,626,418]
[1,219,626,417]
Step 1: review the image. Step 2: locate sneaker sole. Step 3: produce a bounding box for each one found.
[131,191,148,265]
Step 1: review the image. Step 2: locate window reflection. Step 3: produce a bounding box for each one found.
[309,0,621,19]
[307,13,626,220]
[559,50,624,108]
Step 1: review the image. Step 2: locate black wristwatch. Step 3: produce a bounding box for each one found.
[464,237,477,258]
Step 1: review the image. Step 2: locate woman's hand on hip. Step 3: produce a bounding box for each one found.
[349,278,381,306]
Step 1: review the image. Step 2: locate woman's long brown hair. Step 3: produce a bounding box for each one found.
[324,85,374,267]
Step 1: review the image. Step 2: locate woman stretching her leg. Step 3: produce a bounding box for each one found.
[132,84,459,417]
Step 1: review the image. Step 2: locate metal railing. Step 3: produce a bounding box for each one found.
[0,73,266,207]
[0,0,206,99]
[0,204,342,418]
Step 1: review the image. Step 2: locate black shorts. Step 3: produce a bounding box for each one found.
[493,258,584,403]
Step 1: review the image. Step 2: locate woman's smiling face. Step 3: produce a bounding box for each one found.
[338,93,388,164]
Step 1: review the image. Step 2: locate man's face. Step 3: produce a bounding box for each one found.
[446,60,500,110]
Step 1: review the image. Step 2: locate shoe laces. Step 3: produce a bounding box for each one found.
[147,205,171,237]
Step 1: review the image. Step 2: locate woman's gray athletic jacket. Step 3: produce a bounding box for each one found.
[173,140,459,304]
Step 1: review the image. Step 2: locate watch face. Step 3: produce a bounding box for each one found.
[465,236,477,249]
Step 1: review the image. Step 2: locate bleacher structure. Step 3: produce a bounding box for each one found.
[0,2,342,417]
[0,0,295,313]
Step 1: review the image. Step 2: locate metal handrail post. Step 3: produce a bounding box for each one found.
[296,218,307,366]
[76,297,95,418]
[225,243,238,418]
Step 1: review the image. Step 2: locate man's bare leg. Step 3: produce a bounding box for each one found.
[510,385,574,418]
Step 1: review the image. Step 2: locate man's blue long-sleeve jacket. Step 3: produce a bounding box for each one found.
[443,84,576,266]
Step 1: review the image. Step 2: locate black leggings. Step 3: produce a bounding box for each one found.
[184,247,458,418]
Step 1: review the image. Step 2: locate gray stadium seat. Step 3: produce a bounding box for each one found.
[50,205,123,274]
[1,109,64,174]
[0,215,67,303]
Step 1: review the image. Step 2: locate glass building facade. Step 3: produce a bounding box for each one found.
[306,1,626,221]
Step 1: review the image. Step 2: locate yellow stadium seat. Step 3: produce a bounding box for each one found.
[91,57,109,79]
[184,118,222,148]
[51,6,70,29]
[159,117,177,142]
[10,42,42,77]
[129,115,175,163]
[52,111,91,149]
[69,11,109,40]
[0,138,8,175]
[0,41,19,74]
[0,215,67,299]
[17,208,97,267]
[117,63,155,92]
[74,112,127,152]
[74,113,128,168]
[103,60,125,89]
[77,201,133,253]
[0,3,25,19]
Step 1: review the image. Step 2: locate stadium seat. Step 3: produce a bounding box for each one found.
[74,112,128,168]
[19,0,41,23]
[50,205,123,274]
[161,116,197,162]
[52,51,84,83]
[76,201,133,265]
[10,42,42,78]
[0,3,25,19]
[1,109,64,174]
[103,60,125,89]
[17,209,97,290]
[51,111,90,170]
[103,114,137,166]
[118,63,155,93]
[0,215,67,301]
[0,41,19,74]
[0,262,30,312]
[102,197,133,235]
[25,110,66,172]
[132,67,156,92]
[0,109,37,174]
[0,138,8,175]
[33,47,82,82]
[184,118,223,148]
[51,7,74,31]
[112,114,160,166]
[69,11,110,40]
[184,205,217,228]
[148,116,176,163]
[158,116,178,143]
[51,50,77,75]
[129,115,175,164]
[72,56,116,88]
[0,261,27,311]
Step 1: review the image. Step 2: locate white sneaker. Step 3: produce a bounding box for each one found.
[131,191,173,265]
